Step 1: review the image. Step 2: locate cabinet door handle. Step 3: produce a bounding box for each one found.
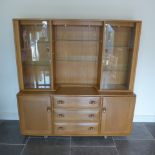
[46,106,51,112]
[89,114,95,118]
[57,100,64,104]
[88,127,95,131]
[58,126,64,130]
[57,114,64,118]
[89,101,96,105]
[103,107,106,113]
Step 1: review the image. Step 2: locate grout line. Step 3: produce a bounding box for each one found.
[113,139,155,141]
[71,145,116,148]
[0,143,25,146]
[70,136,71,155]
[20,136,30,155]
[112,137,120,155]
[142,123,155,140]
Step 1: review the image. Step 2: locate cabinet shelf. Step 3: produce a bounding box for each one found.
[23,61,50,66]
[55,39,99,42]
[56,56,98,62]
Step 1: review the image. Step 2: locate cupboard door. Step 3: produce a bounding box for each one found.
[101,96,135,135]
[18,95,52,135]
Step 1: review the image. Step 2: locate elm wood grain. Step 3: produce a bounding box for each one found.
[129,22,142,90]
[101,96,136,135]
[53,96,101,108]
[54,108,100,122]
[13,20,24,90]
[18,95,52,135]
[54,122,99,135]
[53,20,103,26]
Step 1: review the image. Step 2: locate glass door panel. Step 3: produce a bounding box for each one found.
[101,23,135,89]
[20,20,51,89]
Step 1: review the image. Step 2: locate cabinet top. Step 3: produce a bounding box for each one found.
[17,87,135,97]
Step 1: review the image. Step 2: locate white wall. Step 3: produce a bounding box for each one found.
[0,0,155,121]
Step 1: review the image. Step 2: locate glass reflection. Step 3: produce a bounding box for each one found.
[21,21,51,89]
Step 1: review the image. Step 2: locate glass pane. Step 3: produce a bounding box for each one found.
[20,21,51,89]
[101,23,135,89]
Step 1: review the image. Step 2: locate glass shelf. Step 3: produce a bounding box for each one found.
[23,61,50,66]
[54,39,100,42]
[56,56,98,62]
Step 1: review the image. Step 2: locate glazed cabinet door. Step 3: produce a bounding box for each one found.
[13,20,53,90]
[101,96,135,135]
[100,21,141,90]
[18,95,52,135]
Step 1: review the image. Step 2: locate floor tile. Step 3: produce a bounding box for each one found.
[71,147,118,155]
[22,137,70,155]
[71,136,114,147]
[0,120,27,144]
[0,144,24,155]
[113,123,154,140]
[144,123,155,139]
[115,140,155,155]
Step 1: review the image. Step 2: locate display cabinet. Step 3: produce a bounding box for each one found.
[13,19,141,136]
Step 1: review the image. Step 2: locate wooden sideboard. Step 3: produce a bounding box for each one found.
[13,19,141,136]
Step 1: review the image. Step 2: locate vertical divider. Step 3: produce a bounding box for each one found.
[49,20,56,90]
[13,20,24,90]
[98,21,105,90]
[128,22,142,91]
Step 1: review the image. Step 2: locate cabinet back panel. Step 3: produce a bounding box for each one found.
[54,25,100,86]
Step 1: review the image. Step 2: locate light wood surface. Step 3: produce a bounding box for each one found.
[101,96,135,134]
[54,122,99,135]
[53,96,101,108]
[54,108,100,122]
[18,95,52,135]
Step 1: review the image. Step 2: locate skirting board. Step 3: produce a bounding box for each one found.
[133,115,155,122]
[0,112,155,122]
[0,112,19,120]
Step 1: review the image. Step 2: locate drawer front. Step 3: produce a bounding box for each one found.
[54,122,99,135]
[54,109,100,122]
[53,96,100,108]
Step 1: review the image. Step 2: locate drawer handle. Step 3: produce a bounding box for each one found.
[57,100,64,104]
[58,126,64,130]
[89,114,95,118]
[57,114,64,118]
[89,101,96,105]
[46,106,51,112]
[88,127,95,131]
[103,107,106,113]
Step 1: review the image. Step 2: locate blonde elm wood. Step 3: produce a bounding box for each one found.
[54,122,99,135]
[53,96,101,108]
[54,108,100,122]
[18,95,52,135]
[101,96,136,135]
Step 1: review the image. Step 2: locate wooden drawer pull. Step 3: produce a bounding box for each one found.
[88,127,95,131]
[57,114,64,118]
[89,114,95,118]
[89,101,96,105]
[58,127,64,130]
[103,107,106,113]
[57,100,64,104]
[46,106,51,112]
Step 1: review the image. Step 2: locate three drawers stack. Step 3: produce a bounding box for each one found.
[53,96,101,135]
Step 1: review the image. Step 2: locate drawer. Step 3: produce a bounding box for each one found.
[54,109,100,122]
[53,96,100,108]
[54,122,99,135]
